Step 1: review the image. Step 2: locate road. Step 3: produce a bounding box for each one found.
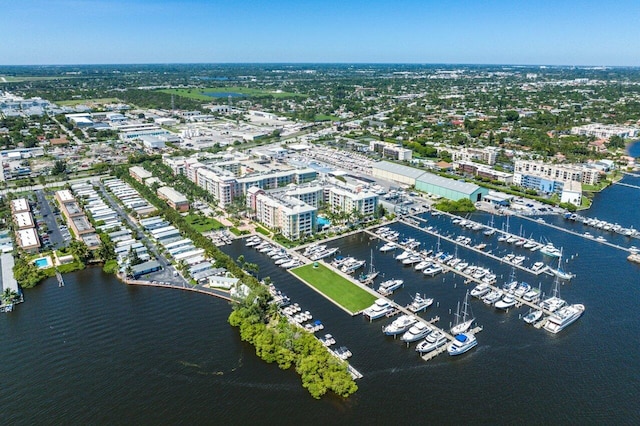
[97,181,188,287]
[0,175,110,196]
[34,189,67,250]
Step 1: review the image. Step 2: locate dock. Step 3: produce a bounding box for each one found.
[56,270,64,287]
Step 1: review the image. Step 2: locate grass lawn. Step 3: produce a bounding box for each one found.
[313,114,340,122]
[160,87,306,100]
[57,97,119,106]
[184,214,224,232]
[291,263,377,313]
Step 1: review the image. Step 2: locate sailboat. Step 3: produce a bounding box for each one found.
[540,277,566,313]
[359,249,379,283]
[483,216,496,236]
[552,247,575,280]
[450,290,475,335]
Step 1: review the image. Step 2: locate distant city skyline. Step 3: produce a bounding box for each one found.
[2,0,639,66]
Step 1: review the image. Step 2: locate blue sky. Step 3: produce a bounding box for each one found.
[2,0,639,65]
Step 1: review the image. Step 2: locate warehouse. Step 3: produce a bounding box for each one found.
[371,161,426,187]
[415,173,488,202]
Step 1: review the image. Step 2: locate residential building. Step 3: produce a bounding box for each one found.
[451,147,498,165]
[254,190,317,240]
[157,186,189,212]
[570,123,638,139]
[129,166,153,183]
[369,141,413,161]
[513,160,601,194]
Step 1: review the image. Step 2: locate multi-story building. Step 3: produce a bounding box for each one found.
[253,190,317,240]
[129,166,153,183]
[570,123,638,139]
[453,160,513,184]
[369,141,412,161]
[513,160,601,193]
[157,186,190,212]
[450,147,498,165]
[325,186,378,218]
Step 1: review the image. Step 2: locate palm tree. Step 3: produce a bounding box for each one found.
[2,288,18,304]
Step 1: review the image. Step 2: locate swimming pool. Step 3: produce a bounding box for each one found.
[317,217,331,227]
[34,257,52,269]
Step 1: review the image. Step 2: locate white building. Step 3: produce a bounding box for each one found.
[570,123,638,139]
[254,192,317,240]
[561,181,582,206]
[325,186,378,218]
[369,141,413,161]
[450,147,498,165]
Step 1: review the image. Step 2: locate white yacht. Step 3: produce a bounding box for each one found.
[379,242,397,252]
[543,304,585,333]
[447,333,478,356]
[395,251,411,261]
[378,279,404,295]
[383,314,417,336]
[540,243,562,258]
[531,261,545,272]
[401,322,432,343]
[402,255,423,265]
[415,331,447,354]
[540,296,565,313]
[363,299,394,320]
[470,283,491,299]
[483,289,503,305]
[494,293,517,310]
[414,260,431,271]
[423,265,443,276]
[523,287,541,302]
[407,293,434,313]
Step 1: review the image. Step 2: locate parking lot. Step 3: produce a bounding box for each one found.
[34,189,70,250]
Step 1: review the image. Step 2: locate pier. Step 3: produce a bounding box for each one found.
[56,270,65,287]
[120,275,233,301]
[613,181,640,190]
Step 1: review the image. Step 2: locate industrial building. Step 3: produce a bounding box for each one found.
[415,173,487,202]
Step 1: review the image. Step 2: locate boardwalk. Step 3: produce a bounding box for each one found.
[121,276,233,301]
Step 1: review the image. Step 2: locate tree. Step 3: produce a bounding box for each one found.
[505,110,520,122]
[2,288,19,304]
[69,240,90,263]
[608,135,625,149]
[52,160,67,175]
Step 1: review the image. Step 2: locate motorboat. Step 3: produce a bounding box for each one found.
[379,242,397,252]
[402,255,423,265]
[401,322,432,343]
[540,243,562,258]
[540,296,565,313]
[482,273,497,284]
[470,283,491,299]
[363,299,395,320]
[447,333,478,356]
[450,291,474,334]
[414,260,431,271]
[483,289,503,305]
[415,331,447,354]
[497,234,509,242]
[319,334,336,347]
[531,261,545,272]
[378,279,404,295]
[422,265,443,276]
[494,293,517,310]
[523,309,543,324]
[395,251,411,261]
[543,304,585,333]
[383,314,417,336]
[514,282,531,297]
[503,253,515,263]
[512,255,526,265]
[523,288,541,302]
[407,293,434,313]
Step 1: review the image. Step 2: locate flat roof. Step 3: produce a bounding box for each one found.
[131,260,161,274]
[129,166,153,179]
[372,161,427,180]
[16,228,39,248]
[14,211,34,228]
[157,186,188,204]
[1,253,19,293]
[416,172,482,195]
[56,189,75,202]
[11,198,29,212]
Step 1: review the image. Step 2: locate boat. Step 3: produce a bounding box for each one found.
[395,251,411,261]
[422,264,443,276]
[309,247,338,261]
[342,259,365,274]
[540,278,566,313]
[470,283,491,298]
[415,330,447,353]
[402,255,423,265]
[450,291,474,334]
[447,333,478,356]
[414,260,431,271]
[358,250,380,283]
[514,282,531,297]
[383,314,417,336]
[378,279,404,295]
[543,304,585,333]
[474,243,487,250]
[401,322,432,343]
[407,293,434,313]
[523,287,542,302]
[494,293,517,310]
[531,261,545,272]
[503,253,515,263]
[523,309,543,324]
[363,299,395,320]
[551,248,575,280]
[497,234,509,242]
[319,334,336,347]
[379,242,397,252]
[540,242,562,258]
[512,255,526,265]
[483,289,503,305]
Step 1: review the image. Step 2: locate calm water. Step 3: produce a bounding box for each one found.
[627,140,640,158]
[2,178,640,424]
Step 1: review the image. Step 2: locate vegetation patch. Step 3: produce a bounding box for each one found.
[434,198,476,213]
[160,87,305,100]
[184,214,224,232]
[255,225,271,236]
[291,264,377,313]
[57,97,119,107]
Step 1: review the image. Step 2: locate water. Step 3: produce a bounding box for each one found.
[2,178,640,424]
[627,140,640,158]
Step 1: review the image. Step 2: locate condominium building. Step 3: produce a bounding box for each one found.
[513,160,602,193]
[570,123,638,140]
[369,141,412,161]
[325,186,378,218]
[253,190,317,240]
[157,186,189,212]
[451,147,498,165]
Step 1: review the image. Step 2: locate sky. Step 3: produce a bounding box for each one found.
[1,0,639,66]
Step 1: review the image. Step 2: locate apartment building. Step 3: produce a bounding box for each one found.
[369,141,413,161]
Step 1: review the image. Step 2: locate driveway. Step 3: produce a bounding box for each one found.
[34,189,67,250]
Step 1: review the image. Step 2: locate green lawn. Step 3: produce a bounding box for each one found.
[160,87,306,100]
[184,214,224,232]
[291,264,377,313]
